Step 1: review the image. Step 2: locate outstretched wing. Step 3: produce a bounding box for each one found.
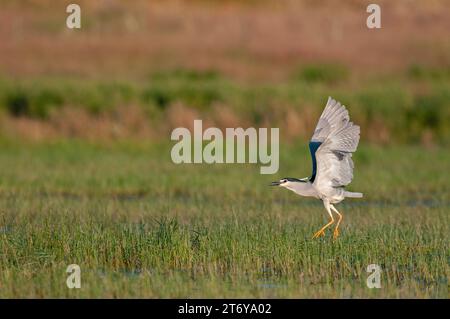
[309,97,360,191]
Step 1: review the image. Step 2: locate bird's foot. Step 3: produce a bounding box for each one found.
[333,229,340,240]
[312,229,326,239]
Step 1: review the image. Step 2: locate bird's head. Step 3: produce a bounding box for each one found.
[270,178,288,187]
[270,177,308,187]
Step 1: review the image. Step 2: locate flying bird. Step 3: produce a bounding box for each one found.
[271,97,363,239]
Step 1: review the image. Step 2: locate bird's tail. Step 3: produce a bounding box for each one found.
[344,191,363,198]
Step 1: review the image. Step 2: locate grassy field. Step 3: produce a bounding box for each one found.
[0,0,448,299]
[0,141,448,298]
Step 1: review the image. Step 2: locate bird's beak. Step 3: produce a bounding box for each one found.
[270,181,281,186]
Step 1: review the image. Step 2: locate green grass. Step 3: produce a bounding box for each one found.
[0,141,448,298]
[291,63,350,84]
[0,65,449,144]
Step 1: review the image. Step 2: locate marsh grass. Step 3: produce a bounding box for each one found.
[0,67,448,144]
[0,142,448,297]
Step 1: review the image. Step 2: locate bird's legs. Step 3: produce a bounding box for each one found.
[330,205,343,239]
[312,201,334,239]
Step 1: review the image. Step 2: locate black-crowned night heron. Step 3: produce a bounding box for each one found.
[271,97,363,239]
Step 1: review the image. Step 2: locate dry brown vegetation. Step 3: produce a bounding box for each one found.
[0,0,448,144]
[1,0,448,80]
[0,104,156,142]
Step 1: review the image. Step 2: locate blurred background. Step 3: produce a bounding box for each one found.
[0,0,448,145]
[0,0,449,299]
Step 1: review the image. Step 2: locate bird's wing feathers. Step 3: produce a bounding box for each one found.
[311,97,350,143]
[311,97,360,189]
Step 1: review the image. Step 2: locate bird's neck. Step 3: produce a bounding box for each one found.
[284,181,316,197]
